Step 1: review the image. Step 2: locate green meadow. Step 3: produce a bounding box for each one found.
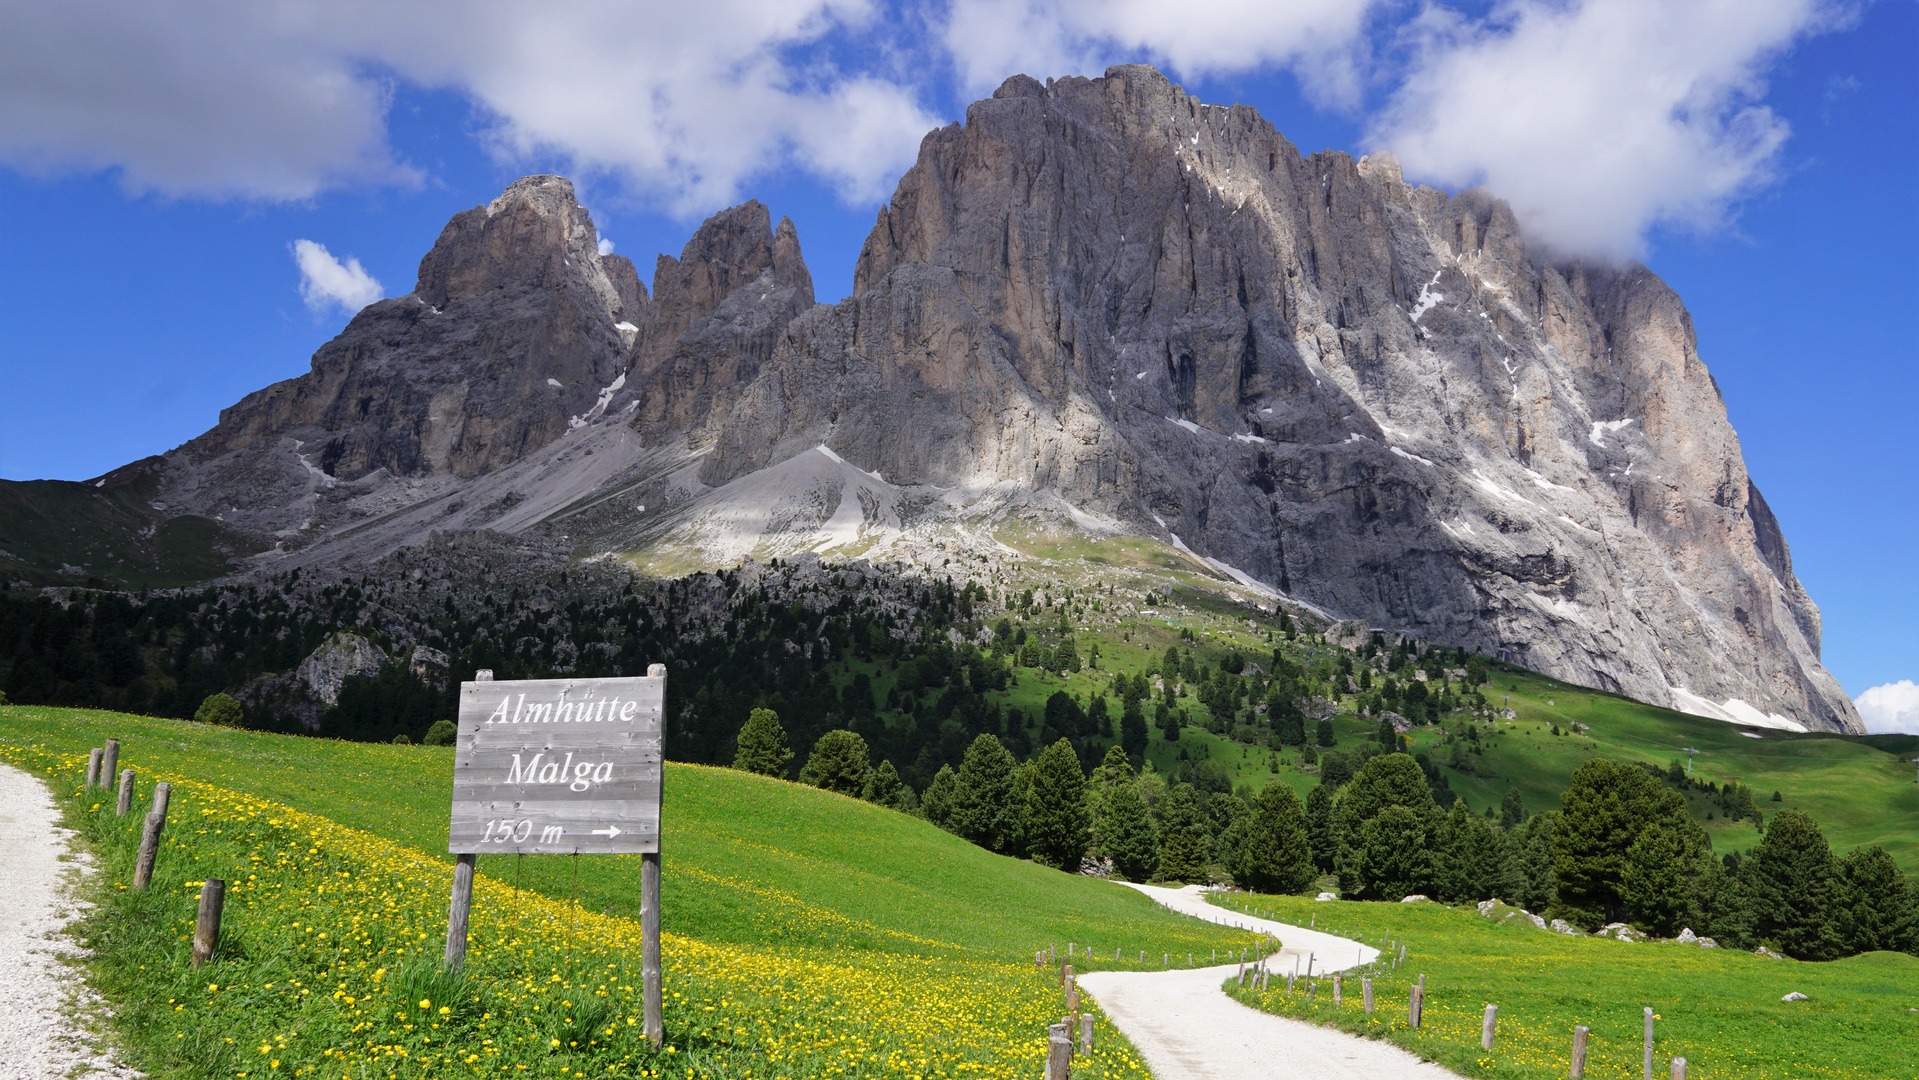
[1219,892,1919,1080]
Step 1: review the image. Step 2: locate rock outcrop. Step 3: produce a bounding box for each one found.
[135,66,1859,732]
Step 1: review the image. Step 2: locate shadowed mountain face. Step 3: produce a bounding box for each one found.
[114,66,1856,733]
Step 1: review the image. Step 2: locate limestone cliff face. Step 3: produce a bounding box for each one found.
[142,67,1856,732]
[672,67,1855,731]
[158,176,638,534]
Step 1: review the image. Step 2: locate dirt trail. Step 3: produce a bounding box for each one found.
[1077,884,1464,1080]
[0,762,137,1079]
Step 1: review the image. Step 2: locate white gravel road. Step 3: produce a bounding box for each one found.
[0,763,138,1080]
[1078,884,1465,1080]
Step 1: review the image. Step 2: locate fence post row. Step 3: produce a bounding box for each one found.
[133,781,171,890]
[191,879,226,968]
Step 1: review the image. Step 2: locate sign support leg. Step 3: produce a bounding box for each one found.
[643,850,662,1047]
[445,853,476,969]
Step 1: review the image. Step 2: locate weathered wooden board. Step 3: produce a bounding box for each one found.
[449,675,664,854]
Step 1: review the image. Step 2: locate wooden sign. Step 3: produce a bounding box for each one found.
[449,673,664,855]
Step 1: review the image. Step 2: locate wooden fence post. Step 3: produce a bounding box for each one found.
[444,853,476,968]
[116,769,134,816]
[1670,1058,1687,1080]
[1643,1006,1655,1080]
[1363,977,1374,1016]
[132,782,171,889]
[1334,974,1342,1004]
[1482,1004,1498,1050]
[1080,1013,1094,1053]
[1409,983,1424,1028]
[1062,963,1074,990]
[1045,1023,1072,1080]
[1571,1025,1589,1078]
[642,850,663,1048]
[102,740,119,794]
[191,879,225,967]
[1036,950,1045,968]
[86,748,102,789]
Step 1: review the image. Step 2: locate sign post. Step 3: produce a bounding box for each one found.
[444,663,668,1047]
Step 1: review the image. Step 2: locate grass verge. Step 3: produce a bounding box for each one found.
[1216,892,1919,1080]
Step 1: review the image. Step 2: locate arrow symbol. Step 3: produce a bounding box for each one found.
[591,826,622,838]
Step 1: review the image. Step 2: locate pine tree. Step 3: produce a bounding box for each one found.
[1233,782,1316,893]
[1620,821,1709,936]
[1553,759,1694,927]
[1305,783,1337,872]
[1498,787,1524,829]
[1689,858,1753,949]
[1353,804,1435,900]
[1334,753,1437,896]
[1435,798,1503,903]
[1314,717,1336,747]
[733,708,793,777]
[1120,698,1149,761]
[949,733,1019,852]
[1025,739,1090,871]
[1100,781,1159,882]
[861,758,905,807]
[1835,845,1917,954]
[798,729,869,796]
[920,764,958,829]
[1155,783,1210,883]
[1744,809,1845,960]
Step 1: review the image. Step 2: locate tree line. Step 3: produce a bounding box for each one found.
[741,708,1917,962]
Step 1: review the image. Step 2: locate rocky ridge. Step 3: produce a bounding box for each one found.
[106,66,1857,733]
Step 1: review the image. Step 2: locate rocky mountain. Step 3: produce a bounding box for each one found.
[67,65,1859,733]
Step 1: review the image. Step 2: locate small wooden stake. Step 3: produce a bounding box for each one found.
[132,782,171,889]
[1066,986,1080,1013]
[1062,963,1074,990]
[1045,1023,1072,1080]
[1670,1058,1687,1080]
[101,740,119,793]
[1080,1012,1094,1052]
[444,852,476,968]
[116,769,134,816]
[1571,1024,1589,1078]
[1482,1004,1498,1050]
[1409,983,1424,1028]
[1363,977,1374,1015]
[1643,1006,1655,1080]
[86,748,102,789]
[191,879,225,967]
[1334,974,1342,1004]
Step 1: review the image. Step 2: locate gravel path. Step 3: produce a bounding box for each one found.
[0,763,138,1080]
[1078,884,1465,1080]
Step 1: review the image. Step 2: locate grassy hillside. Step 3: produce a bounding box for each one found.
[0,705,1270,1077]
[1219,892,1918,1080]
[0,705,1249,966]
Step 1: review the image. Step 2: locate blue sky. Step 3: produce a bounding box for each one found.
[0,0,1913,721]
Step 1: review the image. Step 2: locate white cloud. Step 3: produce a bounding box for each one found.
[1368,0,1847,259]
[291,240,383,315]
[0,0,1855,256]
[1856,680,1919,735]
[597,237,615,256]
[0,0,936,212]
[942,0,1380,107]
